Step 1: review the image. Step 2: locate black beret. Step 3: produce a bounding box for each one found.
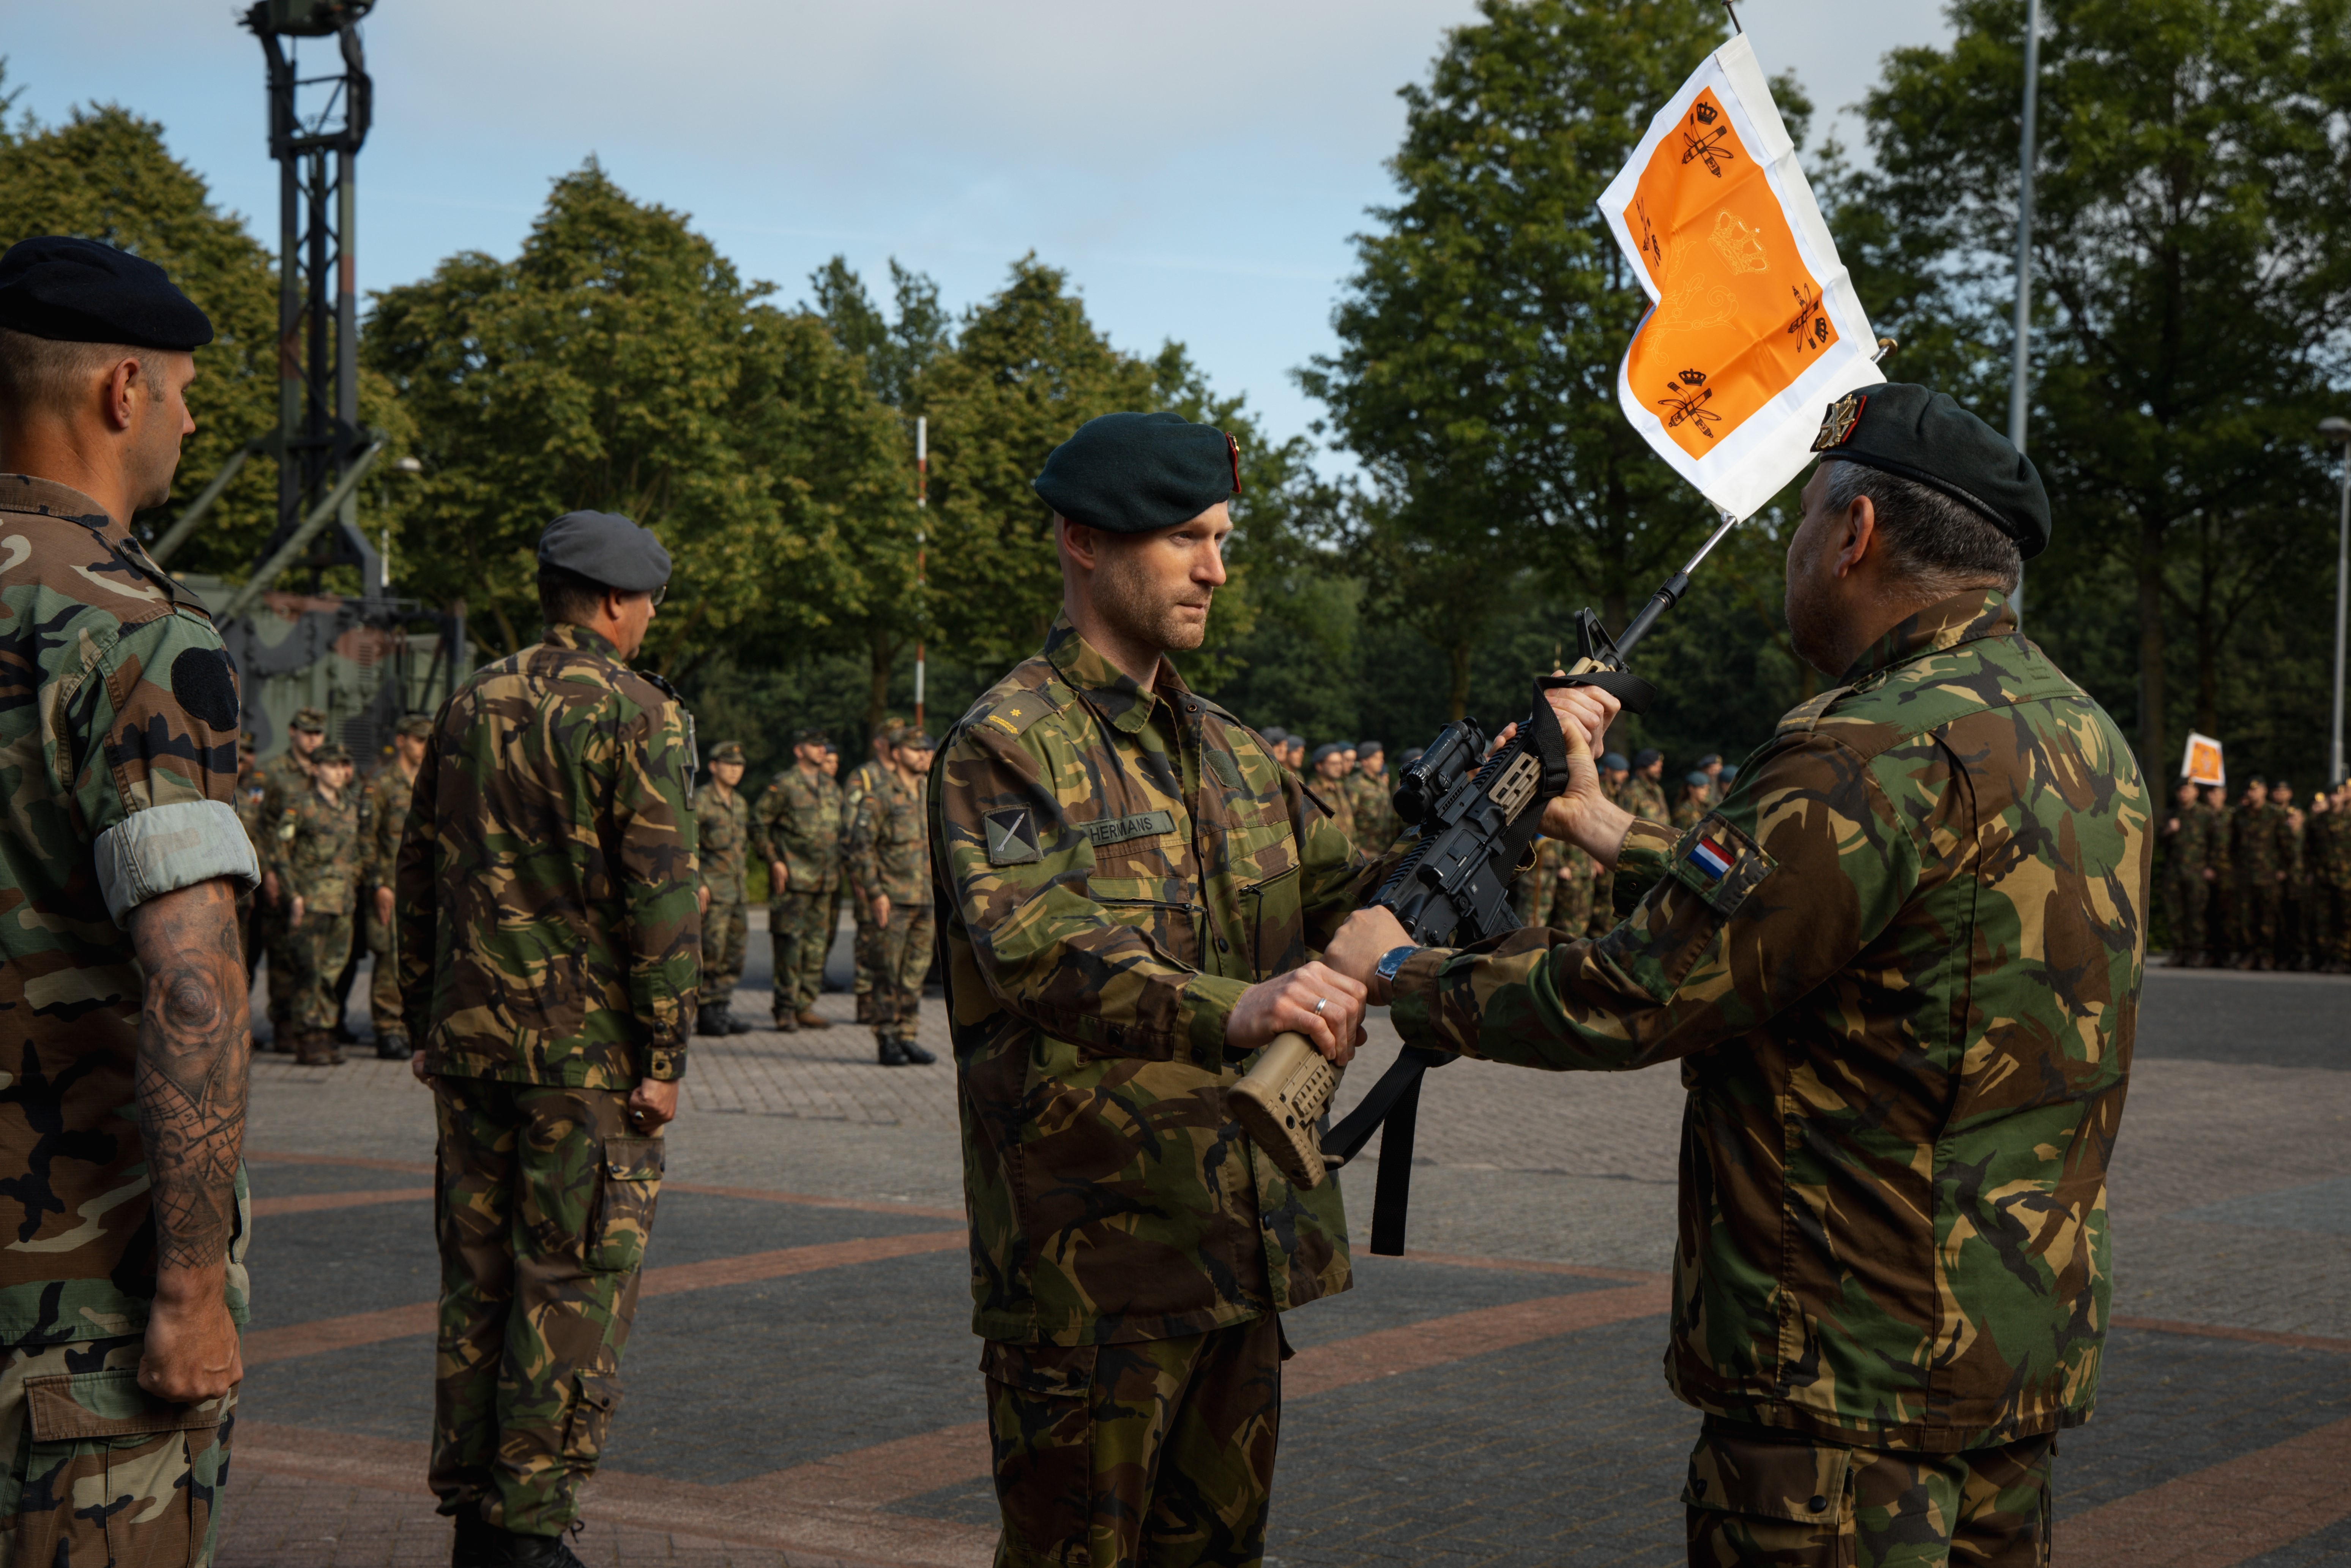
[1810,383,2050,560]
[0,236,213,352]
[1033,412,1241,534]
[537,510,671,593]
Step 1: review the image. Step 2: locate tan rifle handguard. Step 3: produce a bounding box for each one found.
[1227,1032,1346,1189]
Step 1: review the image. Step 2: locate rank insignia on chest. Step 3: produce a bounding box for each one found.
[984,807,1041,866]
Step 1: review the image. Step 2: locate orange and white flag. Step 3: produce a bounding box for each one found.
[1600,33,1882,521]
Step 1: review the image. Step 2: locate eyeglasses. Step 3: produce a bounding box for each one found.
[650,584,667,607]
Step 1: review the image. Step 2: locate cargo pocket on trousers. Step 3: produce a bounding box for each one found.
[20,1368,233,1568]
[560,1372,620,1472]
[981,1341,1097,1566]
[587,1136,664,1273]
[1683,1424,1854,1568]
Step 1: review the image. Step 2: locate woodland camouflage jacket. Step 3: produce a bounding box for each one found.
[850,770,932,907]
[1390,592,2150,1452]
[695,784,750,905]
[279,783,361,915]
[0,475,260,1341]
[360,762,417,890]
[396,621,701,1086]
[750,765,843,894]
[930,613,1375,1346]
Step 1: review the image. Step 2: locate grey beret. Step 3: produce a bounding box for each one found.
[1686,772,1711,789]
[1600,752,1629,771]
[1632,748,1663,769]
[1312,743,1345,765]
[537,510,671,593]
[1357,740,1384,757]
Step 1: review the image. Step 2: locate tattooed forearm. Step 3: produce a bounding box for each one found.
[128,878,251,1275]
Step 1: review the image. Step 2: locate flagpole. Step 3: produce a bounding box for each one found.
[2008,0,2042,621]
[914,416,928,736]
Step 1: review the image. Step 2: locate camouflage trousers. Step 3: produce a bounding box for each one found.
[770,890,835,1022]
[287,905,356,1035]
[872,905,935,1033]
[0,1333,236,1566]
[432,1076,663,1536]
[702,898,746,1008]
[2235,882,2281,959]
[367,897,405,1038]
[257,896,297,1035]
[984,1314,1284,1568]
[1685,1418,2052,1568]
[853,900,883,1010]
[2162,873,2206,957]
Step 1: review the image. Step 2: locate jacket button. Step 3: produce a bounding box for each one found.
[1807,1495,1828,1514]
[1216,935,1229,953]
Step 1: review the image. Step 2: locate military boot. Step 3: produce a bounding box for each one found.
[896,1034,937,1066]
[483,1524,587,1568]
[876,1032,908,1067]
[449,1511,500,1568]
[376,1030,410,1062]
[697,1005,728,1037]
[724,1008,757,1035]
[295,1033,344,1067]
[795,1010,831,1031]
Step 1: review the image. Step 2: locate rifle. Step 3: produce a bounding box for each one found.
[1228,509,1745,1254]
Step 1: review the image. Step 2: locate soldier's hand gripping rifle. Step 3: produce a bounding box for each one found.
[1227,509,1746,1255]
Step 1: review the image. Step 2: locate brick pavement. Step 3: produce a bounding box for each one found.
[217,940,2351,1565]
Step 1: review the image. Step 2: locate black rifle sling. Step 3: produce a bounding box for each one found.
[1367,1071,1422,1257]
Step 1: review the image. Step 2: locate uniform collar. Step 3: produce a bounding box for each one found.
[1042,610,1190,736]
[0,473,125,537]
[543,621,625,661]
[1839,589,2016,686]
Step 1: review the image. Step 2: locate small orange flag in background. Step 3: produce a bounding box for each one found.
[1601,35,1883,521]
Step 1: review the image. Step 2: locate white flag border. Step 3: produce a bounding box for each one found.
[1597,33,1885,521]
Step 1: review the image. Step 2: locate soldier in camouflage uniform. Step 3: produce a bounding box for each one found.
[0,237,259,1567]
[932,413,1375,1568]
[850,731,941,1066]
[2232,776,2282,969]
[1671,771,1711,832]
[396,511,699,1568]
[1346,740,1400,853]
[2325,783,2351,972]
[2198,783,2234,966]
[257,705,328,1048]
[695,741,756,1036]
[2271,780,2305,970]
[1589,752,1631,935]
[752,729,844,1030]
[236,732,267,974]
[1331,386,2148,1568]
[361,716,433,1058]
[1621,746,1672,825]
[1308,742,1357,840]
[280,743,362,1065]
[844,719,904,1024]
[2157,781,2209,965]
[1694,752,1723,805]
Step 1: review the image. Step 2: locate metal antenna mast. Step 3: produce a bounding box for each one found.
[244,0,386,604]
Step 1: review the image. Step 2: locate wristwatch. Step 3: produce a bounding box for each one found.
[1374,944,1419,993]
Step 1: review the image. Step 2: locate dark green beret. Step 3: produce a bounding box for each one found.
[0,236,213,352]
[1810,383,2050,560]
[537,510,672,593]
[1686,772,1711,789]
[1033,412,1241,534]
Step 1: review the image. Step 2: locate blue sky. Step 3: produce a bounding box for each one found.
[8,0,1953,467]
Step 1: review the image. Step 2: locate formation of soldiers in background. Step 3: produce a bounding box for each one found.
[229,710,1771,1063]
[2158,775,2351,973]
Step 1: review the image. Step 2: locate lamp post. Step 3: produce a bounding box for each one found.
[2007,0,2042,622]
[2322,416,2351,787]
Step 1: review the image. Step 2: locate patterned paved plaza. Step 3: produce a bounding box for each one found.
[218,921,2351,1566]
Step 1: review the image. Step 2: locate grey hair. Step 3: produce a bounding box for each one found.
[1824,460,2023,595]
[0,327,160,421]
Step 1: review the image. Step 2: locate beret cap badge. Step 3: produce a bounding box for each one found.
[1813,392,1866,453]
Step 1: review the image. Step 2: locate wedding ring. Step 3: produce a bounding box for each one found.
[1314,997,1329,1015]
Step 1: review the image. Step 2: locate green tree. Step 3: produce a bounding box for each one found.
[366,163,892,674]
[0,84,281,573]
[1842,0,2351,775]
[1302,0,1810,718]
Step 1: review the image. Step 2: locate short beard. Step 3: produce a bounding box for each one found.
[1094,543,1212,655]
[1783,530,1845,678]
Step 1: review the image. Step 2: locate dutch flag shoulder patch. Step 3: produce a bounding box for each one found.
[1669,817,1773,918]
